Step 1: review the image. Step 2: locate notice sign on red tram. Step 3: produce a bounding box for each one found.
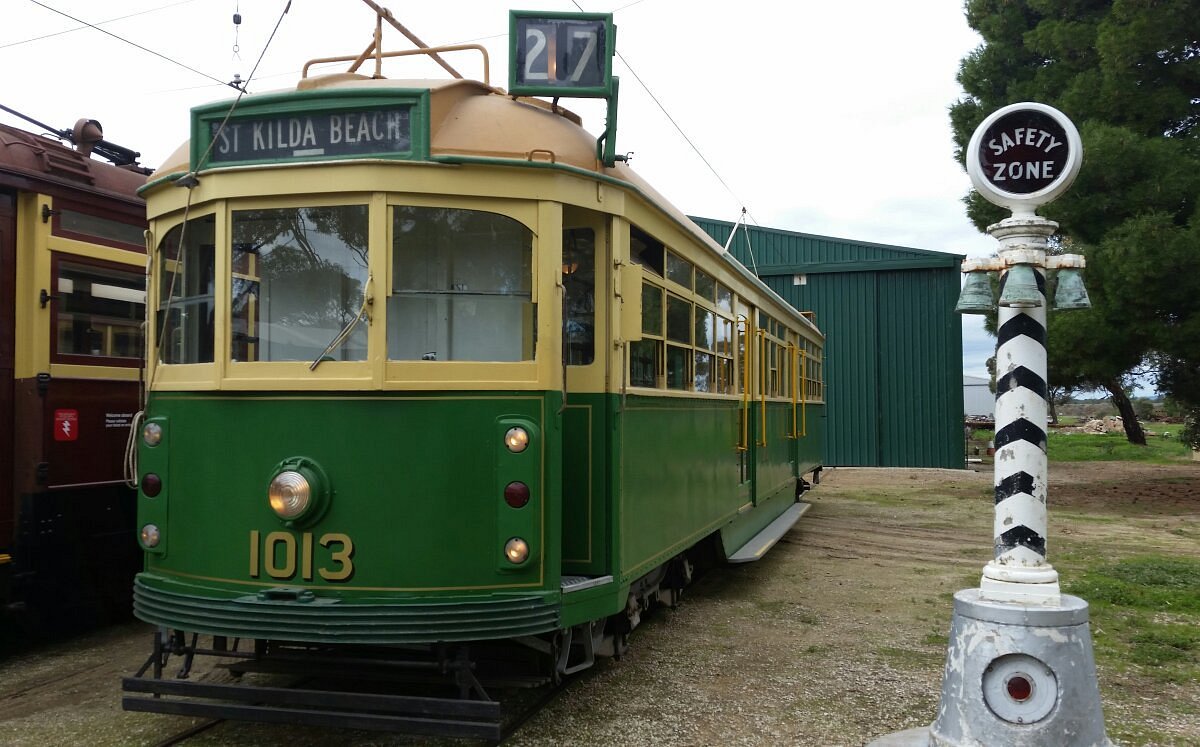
[967,102,1082,215]
[54,409,79,442]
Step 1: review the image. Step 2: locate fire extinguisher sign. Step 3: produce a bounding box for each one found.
[54,409,79,442]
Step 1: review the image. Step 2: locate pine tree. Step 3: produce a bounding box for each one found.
[951,0,1200,444]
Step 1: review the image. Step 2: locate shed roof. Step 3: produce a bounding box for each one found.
[690,217,964,276]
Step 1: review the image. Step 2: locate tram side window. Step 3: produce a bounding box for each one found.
[54,261,145,359]
[665,293,691,390]
[629,226,664,277]
[230,206,369,363]
[157,215,215,364]
[631,282,663,387]
[389,207,534,362]
[563,228,595,366]
[58,208,145,248]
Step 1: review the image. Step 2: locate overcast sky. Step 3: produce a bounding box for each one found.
[1,0,998,377]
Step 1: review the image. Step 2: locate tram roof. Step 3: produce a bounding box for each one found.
[150,74,819,335]
[0,122,145,202]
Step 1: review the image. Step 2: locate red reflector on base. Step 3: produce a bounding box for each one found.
[1006,674,1033,702]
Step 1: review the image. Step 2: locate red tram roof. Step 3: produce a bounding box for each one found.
[0,122,145,204]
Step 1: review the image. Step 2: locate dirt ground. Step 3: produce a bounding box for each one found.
[0,461,1196,746]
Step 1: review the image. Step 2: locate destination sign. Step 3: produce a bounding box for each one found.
[509,11,614,97]
[209,107,412,163]
[967,102,1082,213]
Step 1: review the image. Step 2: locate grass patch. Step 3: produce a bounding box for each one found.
[1063,556,1200,681]
[1048,430,1193,463]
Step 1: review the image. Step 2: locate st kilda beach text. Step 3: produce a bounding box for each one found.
[209,108,413,163]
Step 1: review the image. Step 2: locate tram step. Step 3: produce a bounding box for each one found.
[727,502,812,563]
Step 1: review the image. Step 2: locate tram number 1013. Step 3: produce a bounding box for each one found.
[248,530,355,582]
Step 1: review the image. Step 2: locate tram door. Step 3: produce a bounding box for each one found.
[560,208,608,577]
[736,298,756,506]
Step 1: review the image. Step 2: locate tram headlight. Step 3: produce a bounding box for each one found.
[140,524,161,548]
[504,426,529,453]
[504,537,530,564]
[268,470,311,519]
[142,421,163,447]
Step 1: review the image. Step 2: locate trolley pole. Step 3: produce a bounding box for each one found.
[870,103,1112,746]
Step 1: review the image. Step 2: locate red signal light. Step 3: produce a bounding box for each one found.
[504,481,530,508]
[142,473,163,497]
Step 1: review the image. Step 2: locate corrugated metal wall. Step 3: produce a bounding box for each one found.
[693,217,965,468]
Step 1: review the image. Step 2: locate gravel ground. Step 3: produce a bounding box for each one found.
[0,462,1196,746]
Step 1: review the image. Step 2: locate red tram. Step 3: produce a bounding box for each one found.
[0,117,148,622]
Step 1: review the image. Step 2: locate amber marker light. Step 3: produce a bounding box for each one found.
[140,524,161,548]
[268,470,311,519]
[504,537,530,564]
[142,421,163,446]
[504,426,529,453]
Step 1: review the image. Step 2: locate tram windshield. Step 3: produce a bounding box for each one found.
[230,205,370,363]
[388,206,535,362]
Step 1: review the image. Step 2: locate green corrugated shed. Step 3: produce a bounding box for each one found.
[692,217,965,468]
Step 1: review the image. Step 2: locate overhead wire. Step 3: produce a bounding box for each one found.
[147,0,292,411]
[1,0,199,50]
[569,1,760,229]
[27,0,239,90]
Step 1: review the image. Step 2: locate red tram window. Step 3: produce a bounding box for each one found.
[49,254,145,367]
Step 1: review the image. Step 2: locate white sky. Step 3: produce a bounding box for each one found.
[1,0,997,377]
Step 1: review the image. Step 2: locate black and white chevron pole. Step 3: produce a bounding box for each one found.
[871,102,1113,747]
[981,219,1061,603]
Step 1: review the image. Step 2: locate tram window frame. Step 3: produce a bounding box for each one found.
[562,227,595,367]
[51,199,145,252]
[665,251,693,290]
[628,273,734,395]
[230,203,370,364]
[49,254,145,367]
[156,214,217,365]
[388,205,536,363]
[629,226,664,277]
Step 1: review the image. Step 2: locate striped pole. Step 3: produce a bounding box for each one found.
[980,218,1061,605]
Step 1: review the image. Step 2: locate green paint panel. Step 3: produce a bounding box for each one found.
[139,392,558,598]
[616,395,741,580]
[561,395,608,576]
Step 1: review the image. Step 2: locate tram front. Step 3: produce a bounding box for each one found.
[132,76,579,645]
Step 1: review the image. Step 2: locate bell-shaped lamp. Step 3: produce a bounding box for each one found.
[998,264,1042,308]
[955,272,994,315]
[1053,268,1091,310]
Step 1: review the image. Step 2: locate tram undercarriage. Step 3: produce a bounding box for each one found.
[121,551,700,739]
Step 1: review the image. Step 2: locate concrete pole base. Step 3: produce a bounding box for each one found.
[869,588,1113,747]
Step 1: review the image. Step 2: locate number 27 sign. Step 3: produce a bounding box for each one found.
[509,11,614,97]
